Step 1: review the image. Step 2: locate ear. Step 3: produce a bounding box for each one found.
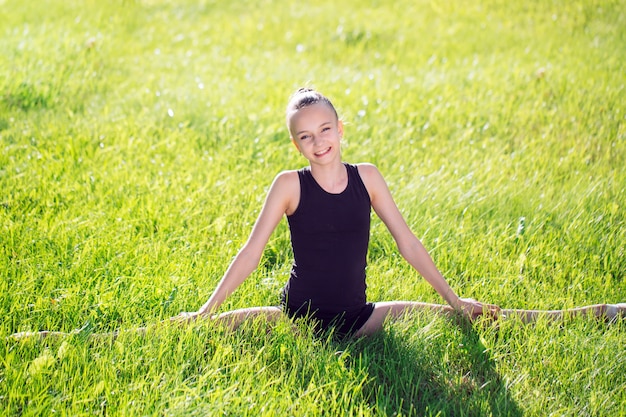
[338,120,344,138]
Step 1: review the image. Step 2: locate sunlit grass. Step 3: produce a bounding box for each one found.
[1,0,625,415]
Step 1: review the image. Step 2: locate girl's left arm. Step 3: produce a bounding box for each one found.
[358,163,497,316]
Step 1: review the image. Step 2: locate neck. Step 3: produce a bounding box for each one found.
[309,161,347,193]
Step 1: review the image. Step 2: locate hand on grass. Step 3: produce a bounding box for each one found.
[171,311,203,323]
[457,298,501,320]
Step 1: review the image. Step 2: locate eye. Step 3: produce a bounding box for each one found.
[321,126,331,133]
[299,134,311,140]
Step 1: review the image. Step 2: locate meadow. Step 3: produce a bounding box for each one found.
[1,0,625,415]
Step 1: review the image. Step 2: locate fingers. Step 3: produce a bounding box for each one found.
[171,311,209,324]
[483,304,502,320]
[461,300,501,321]
[170,312,194,324]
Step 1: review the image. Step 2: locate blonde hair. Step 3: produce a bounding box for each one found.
[286,88,339,127]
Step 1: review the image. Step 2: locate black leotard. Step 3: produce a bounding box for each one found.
[281,163,375,337]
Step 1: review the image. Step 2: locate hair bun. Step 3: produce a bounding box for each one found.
[286,88,338,123]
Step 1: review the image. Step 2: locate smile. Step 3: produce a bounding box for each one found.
[314,147,331,157]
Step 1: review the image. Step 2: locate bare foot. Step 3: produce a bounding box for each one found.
[606,303,626,321]
[9,331,69,341]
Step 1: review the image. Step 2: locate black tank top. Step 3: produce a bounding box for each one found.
[283,163,371,317]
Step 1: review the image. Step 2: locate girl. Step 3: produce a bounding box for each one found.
[172,88,623,338]
[11,88,623,341]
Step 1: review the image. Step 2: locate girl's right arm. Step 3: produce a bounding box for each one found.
[177,171,298,319]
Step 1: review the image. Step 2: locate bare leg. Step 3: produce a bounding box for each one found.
[9,303,624,341]
[211,306,284,330]
[9,306,285,341]
[9,329,120,341]
[354,301,456,337]
[502,303,626,323]
[354,302,626,337]
[10,330,72,340]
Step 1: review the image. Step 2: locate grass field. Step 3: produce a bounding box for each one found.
[1,0,625,415]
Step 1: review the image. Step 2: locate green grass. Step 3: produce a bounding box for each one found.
[1,0,625,415]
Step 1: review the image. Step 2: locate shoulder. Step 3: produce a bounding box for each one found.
[269,170,301,215]
[354,162,379,176]
[273,169,299,184]
[354,162,385,185]
[353,163,388,197]
[270,169,300,192]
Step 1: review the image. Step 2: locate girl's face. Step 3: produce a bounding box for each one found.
[289,103,343,165]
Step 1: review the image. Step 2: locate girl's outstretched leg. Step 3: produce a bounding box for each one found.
[10,307,285,341]
[354,302,626,337]
[210,306,284,330]
[10,331,71,340]
[9,329,120,341]
[502,303,626,323]
[354,301,456,337]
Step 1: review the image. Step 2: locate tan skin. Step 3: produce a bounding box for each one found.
[170,102,622,335]
[9,102,624,341]
[175,102,499,335]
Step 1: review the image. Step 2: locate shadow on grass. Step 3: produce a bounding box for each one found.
[337,317,522,417]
